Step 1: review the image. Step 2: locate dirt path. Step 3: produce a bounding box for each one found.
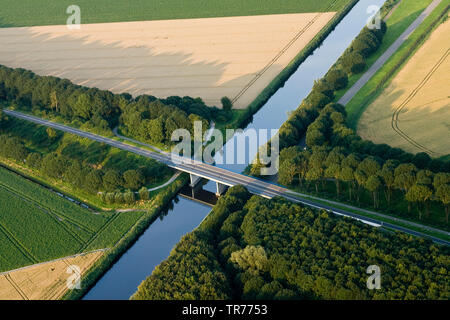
[338,0,443,106]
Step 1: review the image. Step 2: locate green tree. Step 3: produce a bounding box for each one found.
[405,184,433,219]
[123,169,145,190]
[365,175,381,208]
[124,190,136,204]
[325,68,348,90]
[139,186,150,201]
[84,170,103,193]
[435,184,450,223]
[230,245,269,276]
[103,170,123,191]
[46,127,58,140]
[221,96,233,111]
[340,166,354,200]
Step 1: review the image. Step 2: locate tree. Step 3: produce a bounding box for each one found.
[139,186,150,201]
[325,68,348,91]
[230,245,269,276]
[123,169,145,190]
[312,79,334,98]
[84,170,103,193]
[50,91,59,112]
[103,170,123,191]
[405,184,433,219]
[306,168,322,193]
[394,163,417,194]
[46,127,58,140]
[221,97,233,111]
[341,51,366,74]
[26,153,42,170]
[365,175,381,208]
[435,184,450,223]
[306,129,325,147]
[380,160,396,205]
[340,166,355,200]
[325,163,342,197]
[124,190,136,204]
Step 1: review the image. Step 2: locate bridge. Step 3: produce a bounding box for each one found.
[5,109,450,246]
[3,110,286,198]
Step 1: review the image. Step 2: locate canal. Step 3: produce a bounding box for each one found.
[83,0,386,300]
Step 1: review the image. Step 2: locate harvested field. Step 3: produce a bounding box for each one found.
[0,251,103,300]
[0,13,335,109]
[358,18,450,156]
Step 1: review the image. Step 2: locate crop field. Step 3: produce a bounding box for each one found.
[0,12,335,109]
[0,166,145,273]
[0,251,103,300]
[358,18,450,156]
[0,0,350,27]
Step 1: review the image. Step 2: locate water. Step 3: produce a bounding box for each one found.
[216,0,386,173]
[83,196,211,300]
[84,0,386,300]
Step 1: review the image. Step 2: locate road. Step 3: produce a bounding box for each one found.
[338,0,443,105]
[4,109,449,246]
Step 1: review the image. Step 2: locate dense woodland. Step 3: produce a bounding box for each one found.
[132,186,450,300]
[0,65,232,146]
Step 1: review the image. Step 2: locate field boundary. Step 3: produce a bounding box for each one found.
[0,248,108,276]
[0,222,38,264]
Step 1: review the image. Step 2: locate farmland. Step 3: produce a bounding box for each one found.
[358,17,450,156]
[0,251,103,300]
[0,166,145,273]
[0,12,335,109]
[0,0,350,27]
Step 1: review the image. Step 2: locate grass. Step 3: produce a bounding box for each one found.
[0,0,351,28]
[334,0,434,103]
[344,0,450,129]
[0,166,150,273]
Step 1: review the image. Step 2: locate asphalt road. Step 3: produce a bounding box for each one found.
[4,109,449,246]
[338,0,443,105]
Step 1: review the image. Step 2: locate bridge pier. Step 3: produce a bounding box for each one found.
[216,182,228,197]
[189,173,202,187]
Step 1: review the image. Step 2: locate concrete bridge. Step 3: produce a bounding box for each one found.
[3,110,287,198]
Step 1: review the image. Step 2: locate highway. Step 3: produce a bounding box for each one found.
[4,109,449,246]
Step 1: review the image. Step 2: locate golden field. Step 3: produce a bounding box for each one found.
[0,251,103,300]
[358,19,450,156]
[0,13,334,109]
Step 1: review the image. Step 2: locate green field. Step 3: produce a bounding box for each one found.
[343,0,449,128]
[0,166,145,272]
[0,0,350,27]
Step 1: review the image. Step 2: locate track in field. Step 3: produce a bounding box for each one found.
[390,47,449,156]
[231,0,341,104]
